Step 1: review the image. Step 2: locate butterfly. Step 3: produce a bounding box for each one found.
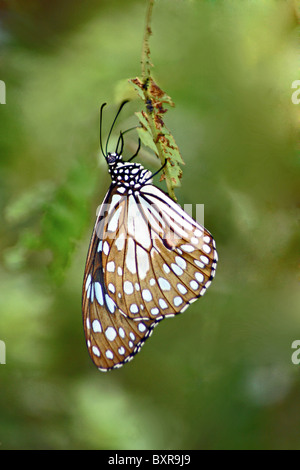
[82,102,218,371]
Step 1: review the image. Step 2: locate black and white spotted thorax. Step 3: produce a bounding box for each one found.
[106,153,153,191]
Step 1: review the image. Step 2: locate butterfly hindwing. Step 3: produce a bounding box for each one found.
[83,291,159,371]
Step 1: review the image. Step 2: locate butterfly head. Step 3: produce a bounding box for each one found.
[100,101,130,164]
[106,152,122,166]
[100,102,152,189]
[105,151,125,181]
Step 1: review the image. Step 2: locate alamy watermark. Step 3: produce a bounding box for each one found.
[291,340,300,365]
[94,202,205,242]
[291,80,300,105]
[0,80,6,104]
[0,340,6,364]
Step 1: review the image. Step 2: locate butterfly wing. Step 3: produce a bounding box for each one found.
[102,183,217,321]
[82,186,160,370]
[82,182,217,370]
[82,289,159,371]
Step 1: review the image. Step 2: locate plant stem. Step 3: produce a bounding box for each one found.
[140,0,176,200]
[147,113,176,200]
[141,0,155,81]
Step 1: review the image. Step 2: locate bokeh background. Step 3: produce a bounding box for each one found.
[0,0,299,450]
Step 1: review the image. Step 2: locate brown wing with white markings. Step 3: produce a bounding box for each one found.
[102,184,218,321]
[82,183,217,371]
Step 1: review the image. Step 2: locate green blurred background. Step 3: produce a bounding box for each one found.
[0,0,299,450]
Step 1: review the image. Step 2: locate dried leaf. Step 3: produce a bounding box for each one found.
[129,76,184,199]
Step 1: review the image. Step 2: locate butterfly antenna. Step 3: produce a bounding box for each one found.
[127,138,141,162]
[105,100,129,156]
[144,159,167,183]
[99,103,107,158]
[116,131,125,156]
[116,126,140,157]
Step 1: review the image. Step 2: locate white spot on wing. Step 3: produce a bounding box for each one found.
[103,241,110,256]
[107,261,115,272]
[202,244,211,254]
[107,206,122,232]
[130,303,139,314]
[138,323,147,332]
[124,280,134,295]
[159,298,168,309]
[173,296,183,307]
[200,255,209,264]
[190,280,199,290]
[125,238,137,274]
[92,319,102,333]
[119,327,125,338]
[177,283,187,294]
[136,245,150,280]
[181,244,195,253]
[85,274,92,291]
[115,232,125,251]
[117,186,126,194]
[175,256,186,270]
[95,282,104,306]
[105,294,115,313]
[163,264,171,274]
[195,272,204,283]
[92,346,101,357]
[117,266,123,276]
[194,228,204,238]
[142,289,153,302]
[105,350,114,360]
[108,283,115,293]
[158,278,171,291]
[171,263,183,276]
[151,307,160,316]
[105,326,117,341]
[194,259,205,269]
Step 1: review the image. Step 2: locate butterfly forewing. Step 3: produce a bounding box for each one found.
[82,186,161,370]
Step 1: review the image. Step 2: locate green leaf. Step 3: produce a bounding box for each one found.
[136,126,158,154]
[129,78,146,101]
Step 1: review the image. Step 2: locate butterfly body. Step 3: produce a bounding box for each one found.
[82,103,218,371]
